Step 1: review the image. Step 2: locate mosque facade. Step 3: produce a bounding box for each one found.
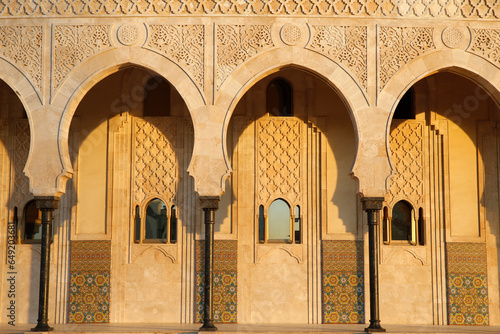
[1,1,500,330]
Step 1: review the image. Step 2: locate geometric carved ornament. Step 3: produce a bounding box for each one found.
[52,25,112,91]
[386,121,424,206]
[0,26,42,91]
[378,27,435,91]
[307,25,368,91]
[12,120,30,207]
[216,25,274,90]
[469,29,500,67]
[0,0,498,18]
[145,25,205,91]
[257,118,301,206]
[133,118,178,205]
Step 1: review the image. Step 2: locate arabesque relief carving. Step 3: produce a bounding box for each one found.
[307,25,367,91]
[386,121,423,206]
[378,27,435,91]
[0,0,498,18]
[216,25,274,90]
[12,120,30,207]
[469,29,500,67]
[53,25,112,91]
[257,118,301,206]
[145,25,205,91]
[0,26,42,91]
[133,118,178,205]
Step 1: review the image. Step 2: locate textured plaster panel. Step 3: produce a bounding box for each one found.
[249,250,307,323]
[125,263,182,323]
[379,263,433,324]
[434,74,488,237]
[324,94,357,235]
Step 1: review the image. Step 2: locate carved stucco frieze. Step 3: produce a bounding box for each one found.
[216,25,274,90]
[257,118,301,206]
[52,25,112,91]
[468,29,500,68]
[386,121,424,206]
[307,25,367,91]
[133,117,178,205]
[12,120,30,207]
[0,0,498,18]
[145,25,204,91]
[0,26,42,91]
[378,27,435,91]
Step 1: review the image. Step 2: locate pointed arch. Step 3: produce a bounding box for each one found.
[52,47,203,193]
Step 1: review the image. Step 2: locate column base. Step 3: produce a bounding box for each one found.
[365,320,386,332]
[31,323,54,332]
[199,320,218,332]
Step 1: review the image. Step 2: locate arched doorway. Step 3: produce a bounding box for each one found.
[383,71,500,325]
[215,68,358,324]
[68,67,195,323]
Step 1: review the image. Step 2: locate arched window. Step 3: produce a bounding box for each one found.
[21,200,53,244]
[258,205,265,243]
[267,78,292,116]
[139,198,177,244]
[258,199,302,244]
[143,76,171,117]
[391,200,412,242]
[23,200,41,242]
[387,200,423,245]
[170,205,177,244]
[134,205,141,244]
[294,205,301,244]
[268,199,291,242]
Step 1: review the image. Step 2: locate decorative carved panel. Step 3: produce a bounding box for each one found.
[378,27,435,91]
[468,29,500,67]
[386,121,424,206]
[145,25,204,91]
[307,25,367,91]
[216,25,274,90]
[133,117,178,205]
[0,26,42,91]
[0,0,498,18]
[53,25,112,91]
[12,119,30,206]
[257,118,301,206]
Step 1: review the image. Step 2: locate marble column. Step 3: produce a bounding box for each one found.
[199,196,219,331]
[32,196,59,332]
[362,197,386,333]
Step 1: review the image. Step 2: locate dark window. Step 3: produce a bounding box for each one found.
[418,207,425,246]
[143,76,171,117]
[23,200,41,242]
[170,205,177,244]
[393,88,414,120]
[267,78,292,116]
[259,205,265,243]
[391,200,413,242]
[140,198,177,243]
[134,205,141,243]
[294,205,301,244]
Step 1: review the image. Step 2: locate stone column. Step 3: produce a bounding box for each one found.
[32,196,59,332]
[199,196,219,331]
[362,197,386,333]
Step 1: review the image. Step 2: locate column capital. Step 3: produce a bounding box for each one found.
[35,196,60,210]
[199,196,220,210]
[361,197,384,211]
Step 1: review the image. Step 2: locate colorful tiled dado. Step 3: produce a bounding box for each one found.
[196,240,237,323]
[69,240,111,323]
[446,242,489,325]
[322,240,364,324]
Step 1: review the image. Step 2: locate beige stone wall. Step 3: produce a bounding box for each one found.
[2,6,500,328]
